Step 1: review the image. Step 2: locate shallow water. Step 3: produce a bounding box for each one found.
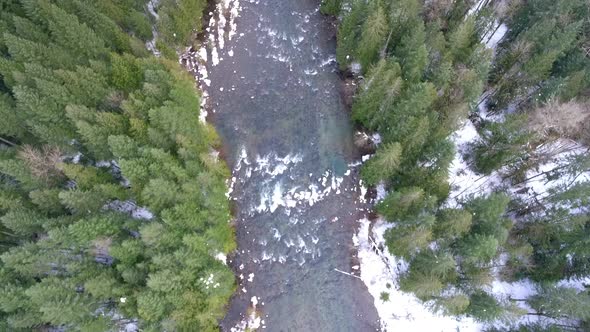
[197,0,380,330]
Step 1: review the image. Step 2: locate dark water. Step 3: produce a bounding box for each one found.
[199,0,380,330]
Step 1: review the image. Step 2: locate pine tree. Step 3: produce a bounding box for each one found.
[43,3,108,60]
[66,105,129,160]
[465,192,511,244]
[137,290,168,323]
[320,0,341,15]
[528,286,590,320]
[9,14,47,43]
[59,164,111,190]
[55,0,133,53]
[431,293,470,316]
[2,32,77,69]
[0,208,46,237]
[26,278,97,326]
[0,1,235,330]
[361,142,402,185]
[519,182,590,281]
[434,208,472,241]
[447,16,477,64]
[488,0,586,111]
[67,214,122,246]
[381,82,437,149]
[376,186,436,222]
[157,0,207,48]
[352,59,402,129]
[395,21,427,82]
[336,0,367,69]
[466,291,505,322]
[399,271,444,299]
[58,186,123,215]
[460,234,499,265]
[472,114,532,174]
[409,249,458,281]
[357,3,388,71]
[0,92,25,140]
[140,178,180,213]
[384,213,435,259]
[110,52,143,91]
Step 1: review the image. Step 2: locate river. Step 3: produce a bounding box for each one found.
[188,0,381,330]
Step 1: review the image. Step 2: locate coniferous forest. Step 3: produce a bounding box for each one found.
[329,0,590,329]
[0,0,235,330]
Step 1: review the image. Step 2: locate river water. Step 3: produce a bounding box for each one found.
[189,0,380,330]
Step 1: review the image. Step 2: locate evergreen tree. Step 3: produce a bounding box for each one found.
[336,0,367,70]
[528,286,590,320]
[157,0,207,49]
[357,3,388,71]
[384,213,435,259]
[320,0,341,15]
[0,2,235,329]
[471,114,532,174]
[488,0,587,111]
[434,208,472,241]
[352,59,402,129]
[431,293,470,316]
[395,20,427,82]
[466,291,505,322]
[361,142,402,185]
[338,0,590,330]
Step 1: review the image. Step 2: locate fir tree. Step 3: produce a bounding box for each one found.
[528,286,590,320]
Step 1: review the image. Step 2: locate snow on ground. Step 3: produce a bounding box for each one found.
[356,218,480,332]
[466,0,507,52]
[447,117,590,209]
[104,200,154,220]
[215,252,228,265]
[513,139,590,202]
[447,114,590,207]
[356,217,590,331]
[375,181,387,202]
[178,0,242,123]
[360,99,589,330]
[485,24,508,51]
[557,276,590,291]
[467,0,487,16]
[446,120,502,207]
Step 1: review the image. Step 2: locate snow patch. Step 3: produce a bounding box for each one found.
[375,182,387,203]
[214,252,227,265]
[104,200,154,220]
[357,218,480,331]
[446,120,502,206]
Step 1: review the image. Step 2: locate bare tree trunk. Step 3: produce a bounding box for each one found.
[476,89,495,108]
[485,20,503,44]
[474,0,491,15]
[510,164,569,187]
[0,136,16,147]
[380,29,393,59]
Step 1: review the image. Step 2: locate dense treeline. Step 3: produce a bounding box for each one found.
[331,0,590,328]
[155,0,208,59]
[0,0,234,331]
[472,0,590,298]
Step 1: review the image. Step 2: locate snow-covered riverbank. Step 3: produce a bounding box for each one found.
[354,100,590,332]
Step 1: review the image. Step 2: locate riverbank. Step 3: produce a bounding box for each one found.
[180,0,381,330]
